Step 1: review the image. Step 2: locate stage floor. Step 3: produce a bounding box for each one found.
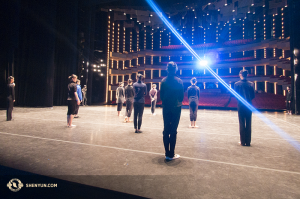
[0,106,300,198]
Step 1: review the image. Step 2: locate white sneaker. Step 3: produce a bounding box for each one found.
[68,124,76,128]
[165,154,180,161]
[152,113,156,116]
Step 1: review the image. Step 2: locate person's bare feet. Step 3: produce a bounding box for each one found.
[189,125,193,128]
[194,125,199,128]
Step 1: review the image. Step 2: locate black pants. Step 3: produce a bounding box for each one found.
[134,102,145,129]
[151,99,157,114]
[7,98,13,121]
[117,103,123,111]
[74,104,79,115]
[125,100,133,117]
[238,106,252,146]
[189,101,198,121]
[163,106,181,158]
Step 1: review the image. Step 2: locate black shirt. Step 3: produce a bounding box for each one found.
[125,85,134,100]
[133,81,147,103]
[67,82,77,100]
[234,79,255,109]
[7,83,15,100]
[187,85,200,103]
[160,75,184,109]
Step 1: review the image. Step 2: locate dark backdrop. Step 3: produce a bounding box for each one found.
[0,0,79,108]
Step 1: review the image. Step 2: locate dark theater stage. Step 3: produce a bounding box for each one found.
[0,106,300,198]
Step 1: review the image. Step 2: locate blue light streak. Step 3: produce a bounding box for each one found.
[146,0,300,152]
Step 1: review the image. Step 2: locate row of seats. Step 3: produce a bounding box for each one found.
[112,92,286,110]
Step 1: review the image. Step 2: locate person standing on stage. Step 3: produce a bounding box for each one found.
[160,61,184,160]
[116,82,125,116]
[124,79,134,122]
[286,86,292,115]
[67,74,80,128]
[6,76,15,121]
[187,77,200,128]
[234,69,255,146]
[82,85,87,106]
[149,84,158,115]
[74,79,82,118]
[133,74,147,133]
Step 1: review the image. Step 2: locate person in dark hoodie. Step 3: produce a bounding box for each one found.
[124,79,134,122]
[7,76,15,121]
[133,74,147,133]
[234,69,255,146]
[160,61,184,161]
[187,77,200,128]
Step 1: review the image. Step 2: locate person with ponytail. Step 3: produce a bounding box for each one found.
[187,77,200,128]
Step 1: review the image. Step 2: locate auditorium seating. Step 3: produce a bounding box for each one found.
[144,91,286,110]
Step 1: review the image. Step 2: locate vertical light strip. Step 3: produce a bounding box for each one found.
[117,23,120,53]
[254,21,256,40]
[229,23,231,41]
[243,20,245,39]
[264,48,267,58]
[216,26,219,42]
[281,8,284,38]
[144,30,147,49]
[274,82,277,94]
[264,65,267,76]
[273,14,275,38]
[123,27,126,52]
[274,66,277,75]
[264,15,266,40]
[106,15,111,103]
[254,65,257,75]
[112,23,114,52]
[137,31,139,51]
[265,81,268,93]
[169,32,171,45]
[254,81,257,90]
[130,30,132,52]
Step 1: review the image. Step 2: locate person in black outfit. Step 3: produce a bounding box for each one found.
[7,76,15,121]
[133,74,147,133]
[124,79,134,122]
[187,77,200,128]
[116,82,125,116]
[160,62,184,160]
[67,74,80,128]
[149,84,158,115]
[234,69,255,146]
[286,86,292,115]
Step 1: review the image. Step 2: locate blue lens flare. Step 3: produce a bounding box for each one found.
[145,0,300,152]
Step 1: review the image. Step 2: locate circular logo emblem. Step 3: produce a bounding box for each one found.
[7,178,23,192]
